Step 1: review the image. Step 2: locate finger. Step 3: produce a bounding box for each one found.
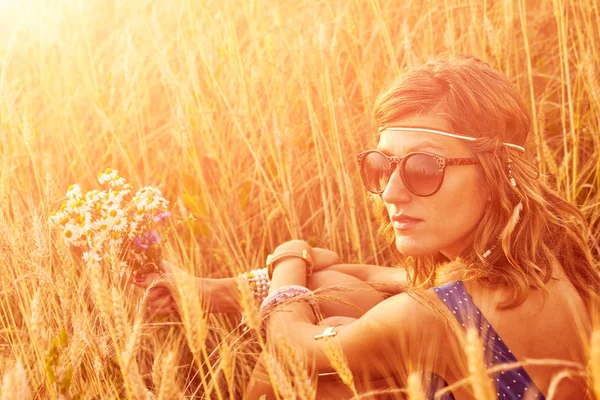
[132,271,161,289]
[146,303,178,318]
[312,248,341,267]
[161,259,176,274]
[148,295,174,309]
[124,281,147,299]
[145,287,171,302]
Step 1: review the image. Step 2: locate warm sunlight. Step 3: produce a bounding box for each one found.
[1,1,599,399]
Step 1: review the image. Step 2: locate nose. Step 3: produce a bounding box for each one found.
[381,167,411,204]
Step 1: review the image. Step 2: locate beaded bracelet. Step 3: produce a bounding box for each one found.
[259,285,317,337]
[238,268,270,303]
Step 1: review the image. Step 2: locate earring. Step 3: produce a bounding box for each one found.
[507,157,517,187]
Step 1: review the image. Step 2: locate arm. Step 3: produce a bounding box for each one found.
[319,263,408,294]
[265,242,448,378]
[139,262,246,315]
[199,277,242,314]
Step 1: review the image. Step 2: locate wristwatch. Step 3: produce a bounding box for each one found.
[266,248,314,279]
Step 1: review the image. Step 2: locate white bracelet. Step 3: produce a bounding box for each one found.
[239,267,270,302]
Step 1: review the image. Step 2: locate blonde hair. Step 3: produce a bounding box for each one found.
[371,55,600,307]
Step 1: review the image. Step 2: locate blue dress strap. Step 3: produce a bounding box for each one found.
[428,281,545,400]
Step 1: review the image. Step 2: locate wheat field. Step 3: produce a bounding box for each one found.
[0,0,599,398]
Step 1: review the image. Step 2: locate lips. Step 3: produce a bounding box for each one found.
[391,214,422,230]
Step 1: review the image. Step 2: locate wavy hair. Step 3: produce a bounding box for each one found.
[371,55,600,307]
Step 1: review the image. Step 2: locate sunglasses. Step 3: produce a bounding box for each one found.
[357,150,480,196]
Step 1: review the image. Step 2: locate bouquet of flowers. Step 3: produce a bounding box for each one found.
[49,168,172,275]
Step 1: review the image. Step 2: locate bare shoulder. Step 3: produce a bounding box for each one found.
[361,289,456,368]
[365,288,447,327]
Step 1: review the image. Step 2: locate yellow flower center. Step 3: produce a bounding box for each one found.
[64,229,73,238]
[109,209,118,218]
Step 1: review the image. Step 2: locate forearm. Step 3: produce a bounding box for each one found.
[200,277,243,314]
[319,263,408,294]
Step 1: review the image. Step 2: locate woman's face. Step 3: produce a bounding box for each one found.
[377,114,489,259]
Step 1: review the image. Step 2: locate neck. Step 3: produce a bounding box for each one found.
[434,259,466,286]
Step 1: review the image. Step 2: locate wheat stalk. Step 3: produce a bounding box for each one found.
[464,328,495,400]
[0,360,29,400]
[237,276,261,335]
[591,330,600,400]
[29,288,45,351]
[322,336,358,398]
[219,340,235,398]
[406,371,427,400]
[273,331,316,400]
[89,264,113,325]
[264,351,296,400]
[112,286,130,350]
[157,351,178,400]
[121,318,150,400]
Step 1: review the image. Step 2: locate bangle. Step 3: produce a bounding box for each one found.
[238,268,270,302]
[259,285,317,337]
[266,248,314,279]
[313,324,342,340]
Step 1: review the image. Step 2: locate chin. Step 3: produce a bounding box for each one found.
[394,237,437,257]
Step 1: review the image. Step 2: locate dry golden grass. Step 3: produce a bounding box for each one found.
[0,0,599,398]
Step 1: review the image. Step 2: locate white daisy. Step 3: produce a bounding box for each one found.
[49,211,65,227]
[105,207,125,223]
[135,196,148,211]
[97,168,119,185]
[82,250,102,265]
[76,211,94,236]
[63,222,81,246]
[128,221,139,239]
[66,184,82,199]
[91,218,109,232]
[107,232,123,250]
[109,176,126,187]
[111,215,128,232]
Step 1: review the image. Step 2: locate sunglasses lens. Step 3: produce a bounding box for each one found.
[403,154,444,196]
[361,152,392,193]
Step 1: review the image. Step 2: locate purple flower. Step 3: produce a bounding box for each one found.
[133,237,148,250]
[153,211,171,223]
[143,230,161,244]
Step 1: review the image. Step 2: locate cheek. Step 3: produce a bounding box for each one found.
[434,171,488,228]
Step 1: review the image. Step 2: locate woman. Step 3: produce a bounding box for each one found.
[138,55,599,399]
[243,55,599,399]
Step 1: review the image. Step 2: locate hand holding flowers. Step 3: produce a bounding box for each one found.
[49,168,173,290]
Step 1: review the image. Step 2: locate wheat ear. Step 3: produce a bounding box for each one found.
[464,329,495,400]
[322,336,359,398]
[0,361,29,400]
[591,329,600,400]
[407,371,427,400]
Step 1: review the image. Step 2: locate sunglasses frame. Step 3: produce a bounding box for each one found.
[357,150,480,196]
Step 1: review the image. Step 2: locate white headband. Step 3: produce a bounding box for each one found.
[378,126,526,153]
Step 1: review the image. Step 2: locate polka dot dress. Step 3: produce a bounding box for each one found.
[428,281,545,400]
